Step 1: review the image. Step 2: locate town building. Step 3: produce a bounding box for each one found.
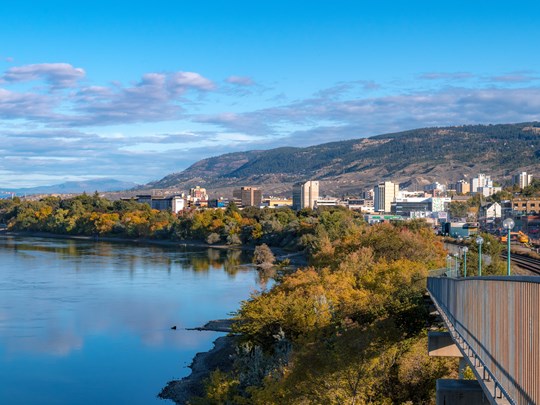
[512,172,533,189]
[423,182,446,194]
[189,186,207,201]
[512,198,540,214]
[346,198,375,213]
[470,174,492,193]
[292,180,319,210]
[136,195,185,213]
[374,181,399,213]
[314,197,339,208]
[391,197,450,218]
[233,186,262,207]
[362,188,374,200]
[440,222,478,238]
[208,198,230,208]
[262,197,293,208]
[455,179,470,195]
[479,202,502,221]
[364,214,403,224]
[476,186,502,197]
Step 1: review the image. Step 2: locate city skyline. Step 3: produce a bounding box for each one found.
[2,1,540,187]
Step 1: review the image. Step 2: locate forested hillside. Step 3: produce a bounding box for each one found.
[145,122,540,195]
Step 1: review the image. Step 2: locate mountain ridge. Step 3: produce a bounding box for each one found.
[144,122,540,196]
[4,179,138,196]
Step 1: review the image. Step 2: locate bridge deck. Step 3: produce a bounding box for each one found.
[428,275,540,405]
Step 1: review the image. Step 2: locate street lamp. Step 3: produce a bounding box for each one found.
[462,246,469,277]
[454,252,459,275]
[446,254,452,272]
[503,218,515,276]
[476,236,484,276]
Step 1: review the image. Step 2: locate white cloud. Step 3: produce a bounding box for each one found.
[170,71,215,91]
[2,63,85,88]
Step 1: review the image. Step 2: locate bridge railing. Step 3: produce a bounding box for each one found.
[427,276,540,405]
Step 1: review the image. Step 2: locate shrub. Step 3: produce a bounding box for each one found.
[253,244,275,268]
[206,232,221,244]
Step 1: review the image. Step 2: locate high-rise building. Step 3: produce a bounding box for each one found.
[374,181,399,213]
[189,186,207,201]
[512,172,533,189]
[470,174,492,193]
[232,186,262,207]
[292,181,319,210]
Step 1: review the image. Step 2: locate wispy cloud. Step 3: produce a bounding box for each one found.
[2,63,85,88]
[419,72,475,81]
[314,81,380,99]
[488,73,538,83]
[195,87,540,144]
[0,88,55,119]
[225,75,254,86]
[0,68,217,126]
[2,61,540,187]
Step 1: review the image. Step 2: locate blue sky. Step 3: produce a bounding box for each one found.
[1,1,540,188]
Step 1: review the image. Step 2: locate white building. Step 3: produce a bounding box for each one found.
[484,202,502,219]
[374,181,399,213]
[292,180,319,210]
[314,197,339,208]
[477,186,502,197]
[136,195,185,213]
[391,196,450,218]
[470,174,492,193]
[423,182,446,193]
[513,172,533,189]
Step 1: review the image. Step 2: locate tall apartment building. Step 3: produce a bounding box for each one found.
[189,186,207,201]
[470,174,492,193]
[374,181,399,213]
[292,180,319,210]
[233,186,262,207]
[513,172,533,189]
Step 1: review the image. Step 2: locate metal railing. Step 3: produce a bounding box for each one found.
[428,276,540,405]
[428,267,460,278]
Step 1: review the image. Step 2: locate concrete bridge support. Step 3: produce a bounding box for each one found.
[428,332,486,404]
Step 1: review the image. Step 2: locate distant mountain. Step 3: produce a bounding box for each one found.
[6,179,138,196]
[146,122,540,196]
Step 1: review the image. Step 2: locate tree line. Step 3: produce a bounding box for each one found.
[1,194,466,403]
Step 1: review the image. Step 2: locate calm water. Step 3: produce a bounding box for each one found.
[0,236,264,404]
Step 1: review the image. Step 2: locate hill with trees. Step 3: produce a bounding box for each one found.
[144,122,540,195]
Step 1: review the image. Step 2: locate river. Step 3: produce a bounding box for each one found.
[0,236,264,404]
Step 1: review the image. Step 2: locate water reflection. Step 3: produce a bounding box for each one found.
[1,237,255,276]
[0,237,261,357]
[0,236,263,404]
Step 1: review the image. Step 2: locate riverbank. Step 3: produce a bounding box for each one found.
[0,230,308,266]
[1,229,304,403]
[159,335,238,404]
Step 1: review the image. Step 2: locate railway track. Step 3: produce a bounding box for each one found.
[501,252,540,275]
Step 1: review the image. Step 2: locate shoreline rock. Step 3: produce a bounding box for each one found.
[158,335,238,404]
[186,319,234,333]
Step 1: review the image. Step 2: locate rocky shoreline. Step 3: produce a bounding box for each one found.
[159,334,238,404]
[186,319,234,333]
